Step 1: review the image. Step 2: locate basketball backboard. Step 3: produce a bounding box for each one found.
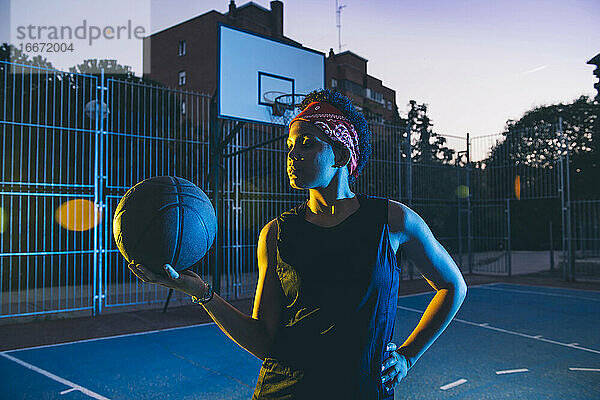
[218,24,325,125]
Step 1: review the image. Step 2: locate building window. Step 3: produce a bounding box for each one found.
[338,79,365,97]
[178,40,186,56]
[366,88,384,103]
[181,100,186,115]
[374,91,383,103]
[332,78,337,88]
[178,71,186,86]
[387,100,392,110]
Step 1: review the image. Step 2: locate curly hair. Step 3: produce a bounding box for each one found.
[298,89,372,186]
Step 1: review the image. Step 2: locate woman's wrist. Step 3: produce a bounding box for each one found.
[198,281,209,297]
[397,346,414,370]
[191,281,213,304]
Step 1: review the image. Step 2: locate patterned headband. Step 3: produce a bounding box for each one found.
[289,101,361,178]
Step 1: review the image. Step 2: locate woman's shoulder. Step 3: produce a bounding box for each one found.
[358,193,393,214]
[277,200,305,221]
[358,195,408,232]
[273,201,306,241]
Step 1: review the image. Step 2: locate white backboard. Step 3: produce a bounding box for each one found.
[218,24,325,125]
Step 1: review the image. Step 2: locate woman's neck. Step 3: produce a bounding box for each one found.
[306,189,358,217]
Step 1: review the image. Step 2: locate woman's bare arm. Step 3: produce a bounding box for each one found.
[389,200,468,369]
[129,219,283,361]
[201,219,283,360]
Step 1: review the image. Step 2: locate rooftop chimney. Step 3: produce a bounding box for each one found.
[270,1,283,37]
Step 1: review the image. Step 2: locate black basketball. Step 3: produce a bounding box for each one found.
[113,176,217,273]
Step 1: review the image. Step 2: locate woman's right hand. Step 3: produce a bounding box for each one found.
[128,262,208,298]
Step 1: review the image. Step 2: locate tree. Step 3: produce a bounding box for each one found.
[0,42,54,68]
[483,95,599,200]
[403,101,460,204]
[69,59,137,80]
[408,100,455,165]
[473,95,599,251]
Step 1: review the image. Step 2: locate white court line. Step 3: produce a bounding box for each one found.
[3,321,216,353]
[398,291,436,299]
[397,283,499,299]
[569,368,600,372]
[468,283,503,288]
[1,352,111,400]
[396,305,600,355]
[440,378,467,390]
[496,282,600,294]
[473,285,600,302]
[6,283,500,352]
[496,368,529,375]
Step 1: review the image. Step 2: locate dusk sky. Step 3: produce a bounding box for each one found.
[2,0,599,137]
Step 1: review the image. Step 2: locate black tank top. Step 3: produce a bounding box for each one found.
[252,193,401,400]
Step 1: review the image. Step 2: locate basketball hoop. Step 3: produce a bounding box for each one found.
[271,93,306,126]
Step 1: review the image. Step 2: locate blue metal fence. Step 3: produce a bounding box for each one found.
[1,61,99,318]
[99,77,214,313]
[0,60,591,321]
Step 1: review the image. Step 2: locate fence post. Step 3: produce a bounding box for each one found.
[561,117,575,281]
[397,124,413,281]
[93,68,107,315]
[457,158,463,271]
[579,219,583,259]
[398,131,402,203]
[210,95,224,296]
[406,124,412,207]
[559,121,567,278]
[506,198,512,277]
[466,132,473,275]
[549,220,554,271]
[93,75,100,316]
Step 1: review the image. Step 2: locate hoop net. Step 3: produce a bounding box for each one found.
[269,94,306,128]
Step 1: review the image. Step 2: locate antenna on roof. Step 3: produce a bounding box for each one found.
[336,0,346,53]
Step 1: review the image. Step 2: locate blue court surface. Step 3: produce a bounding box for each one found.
[1,283,599,399]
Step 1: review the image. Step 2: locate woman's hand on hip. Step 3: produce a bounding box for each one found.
[381,342,408,391]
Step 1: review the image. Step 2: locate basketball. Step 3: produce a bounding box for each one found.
[112,176,217,274]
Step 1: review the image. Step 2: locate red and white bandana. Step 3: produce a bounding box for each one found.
[289,101,361,178]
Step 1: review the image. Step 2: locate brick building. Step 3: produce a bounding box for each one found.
[143,0,400,124]
[326,49,399,124]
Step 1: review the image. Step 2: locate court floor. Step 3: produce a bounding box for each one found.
[1,283,599,399]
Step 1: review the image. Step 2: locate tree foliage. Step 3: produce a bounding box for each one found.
[69,59,138,80]
[408,100,455,165]
[482,95,599,200]
[0,42,55,68]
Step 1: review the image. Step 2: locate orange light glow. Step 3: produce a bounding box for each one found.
[515,175,521,200]
[55,199,102,231]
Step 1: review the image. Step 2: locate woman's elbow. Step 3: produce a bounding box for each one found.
[454,280,467,302]
[447,275,467,299]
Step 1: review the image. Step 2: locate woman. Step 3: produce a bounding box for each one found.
[129,89,467,399]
